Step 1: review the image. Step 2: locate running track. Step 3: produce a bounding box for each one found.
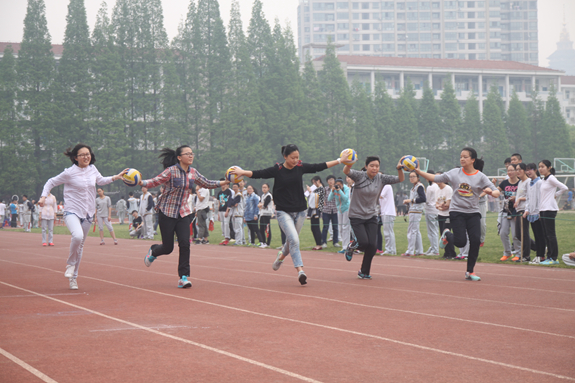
[1,231,574,382]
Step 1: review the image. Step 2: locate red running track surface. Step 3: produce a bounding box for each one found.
[1,231,574,382]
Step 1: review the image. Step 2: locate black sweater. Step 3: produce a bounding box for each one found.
[251,161,328,212]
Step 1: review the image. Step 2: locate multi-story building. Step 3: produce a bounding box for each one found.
[297,0,539,65]
[312,54,575,125]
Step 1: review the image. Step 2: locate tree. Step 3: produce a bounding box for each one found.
[539,85,573,161]
[318,42,353,158]
[461,92,482,148]
[300,56,327,164]
[417,82,443,168]
[350,80,377,162]
[505,91,530,159]
[17,0,57,196]
[527,89,545,161]
[482,85,510,174]
[439,77,462,167]
[373,80,398,172]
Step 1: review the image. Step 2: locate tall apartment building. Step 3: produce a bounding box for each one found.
[297,0,539,65]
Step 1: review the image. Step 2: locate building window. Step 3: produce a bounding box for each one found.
[490,42,501,49]
[352,33,360,41]
[362,23,370,30]
[397,23,406,31]
[433,43,441,50]
[362,13,370,19]
[446,43,457,51]
[421,43,432,51]
[353,44,361,51]
[398,43,406,50]
[432,2,440,8]
[362,33,370,40]
[362,2,370,9]
[420,33,431,40]
[397,2,405,10]
[353,2,360,9]
[337,23,349,29]
[408,43,418,51]
[468,43,476,49]
[383,22,394,30]
[382,33,394,40]
[432,12,440,19]
[373,33,380,40]
[407,12,418,20]
[459,43,466,49]
[445,22,457,30]
[337,2,349,9]
[337,13,349,19]
[420,22,432,31]
[432,23,441,30]
[407,23,418,31]
[353,13,360,19]
[383,2,394,9]
[337,33,349,40]
[372,2,380,9]
[313,3,335,10]
[445,32,457,40]
[407,34,419,41]
[363,44,371,50]
[337,44,350,51]
[382,43,395,51]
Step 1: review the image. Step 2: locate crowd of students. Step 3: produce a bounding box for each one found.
[5,142,575,291]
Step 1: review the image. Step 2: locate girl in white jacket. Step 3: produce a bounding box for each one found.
[523,163,546,264]
[537,160,568,265]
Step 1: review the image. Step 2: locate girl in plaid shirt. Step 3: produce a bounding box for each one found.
[143,146,229,288]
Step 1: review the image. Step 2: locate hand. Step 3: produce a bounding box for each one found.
[254,215,257,220]
[113,168,130,181]
[403,199,411,204]
[306,185,311,192]
[257,203,263,208]
[225,211,229,218]
[523,211,528,219]
[38,197,45,207]
[340,149,352,162]
[396,156,406,170]
[230,166,247,177]
[108,216,111,221]
[513,200,518,208]
[220,180,230,186]
[483,188,493,196]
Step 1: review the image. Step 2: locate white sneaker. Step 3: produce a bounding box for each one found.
[334,242,341,247]
[529,256,541,265]
[64,265,75,278]
[321,243,327,249]
[272,251,284,271]
[258,243,268,248]
[69,278,78,290]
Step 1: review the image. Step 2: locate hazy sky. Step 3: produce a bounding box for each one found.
[0,0,574,68]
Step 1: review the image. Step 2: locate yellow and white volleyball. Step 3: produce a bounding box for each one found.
[401,155,419,171]
[122,168,142,187]
[225,166,244,183]
[340,148,358,166]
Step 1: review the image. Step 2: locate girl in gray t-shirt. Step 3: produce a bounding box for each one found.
[415,147,499,282]
[343,155,405,279]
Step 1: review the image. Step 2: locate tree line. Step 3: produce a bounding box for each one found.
[0,0,573,201]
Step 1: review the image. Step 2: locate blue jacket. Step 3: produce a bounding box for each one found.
[244,193,260,221]
[327,185,350,213]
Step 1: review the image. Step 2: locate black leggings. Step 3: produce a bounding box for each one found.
[514,211,536,259]
[246,219,263,244]
[152,211,192,277]
[310,214,322,246]
[540,210,558,260]
[446,211,481,273]
[259,215,271,245]
[350,216,378,275]
[438,215,456,258]
[530,218,546,258]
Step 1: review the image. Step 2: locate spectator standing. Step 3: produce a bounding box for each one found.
[423,171,440,256]
[379,184,397,255]
[194,185,210,244]
[216,180,233,245]
[40,193,57,246]
[127,192,138,226]
[498,164,521,261]
[0,200,5,229]
[524,163,546,264]
[95,188,118,245]
[321,175,339,248]
[228,183,245,245]
[139,186,155,239]
[21,195,33,232]
[9,198,18,228]
[306,176,325,250]
[116,196,127,224]
[435,174,456,259]
[513,163,536,262]
[258,183,273,248]
[402,172,426,257]
[244,185,263,246]
[328,178,350,254]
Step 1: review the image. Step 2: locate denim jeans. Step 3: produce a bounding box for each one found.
[276,210,307,268]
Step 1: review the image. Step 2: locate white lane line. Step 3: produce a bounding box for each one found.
[4,278,574,381]
[0,282,323,383]
[89,325,190,332]
[0,346,58,383]
[0,293,85,298]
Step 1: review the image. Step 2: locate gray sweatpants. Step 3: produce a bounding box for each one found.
[406,212,423,255]
[425,213,439,254]
[479,201,487,243]
[233,217,245,245]
[382,215,396,254]
[143,214,154,239]
[499,214,521,256]
[338,210,350,249]
[41,219,54,243]
[219,211,230,239]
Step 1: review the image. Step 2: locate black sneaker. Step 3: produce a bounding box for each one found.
[515,257,530,263]
[357,271,372,280]
[201,239,209,245]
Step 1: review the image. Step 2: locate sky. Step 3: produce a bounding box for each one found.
[0,0,574,68]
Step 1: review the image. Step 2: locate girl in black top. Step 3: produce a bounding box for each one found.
[232,144,347,285]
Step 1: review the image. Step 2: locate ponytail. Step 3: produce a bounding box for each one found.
[462,147,484,172]
[539,160,555,176]
[526,163,540,177]
[159,145,191,169]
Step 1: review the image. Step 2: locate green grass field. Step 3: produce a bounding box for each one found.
[14,211,575,268]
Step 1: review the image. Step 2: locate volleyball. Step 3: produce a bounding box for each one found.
[122,168,142,187]
[225,166,244,183]
[340,148,358,166]
[401,155,419,171]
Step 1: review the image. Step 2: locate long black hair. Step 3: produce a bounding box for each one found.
[159,145,191,169]
[539,159,556,176]
[526,163,540,177]
[311,175,323,186]
[461,147,484,172]
[64,143,96,166]
[281,144,299,157]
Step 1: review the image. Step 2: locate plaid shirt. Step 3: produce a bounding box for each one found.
[323,186,338,214]
[143,164,221,219]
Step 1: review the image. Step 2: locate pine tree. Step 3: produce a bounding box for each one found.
[527,89,545,160]
[505,91,530,159]
[417,82,443,168]
[539,85,573,161]
[482,86,510,174]
[17,0,57,196]
[393,84,418,161]
[462,92,482,148]
[54,0,92,148]
[351,80,377,163]
[439,77,462,167]
[247,0,273,80]
[300,56,327,164]
[317,42,353,158]
[0,46,36,196]
[373,80,398,173]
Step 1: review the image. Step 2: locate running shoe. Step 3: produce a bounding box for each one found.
[49,243,54,246]
[222,240,229,245]
[219,240,226,245]
[540,258,552,265]
[345,246,355,262]
[100,241,105,245]
[529,256,542,265]
[500,255,512,261]
[69,278,78,290]
[480,242,484,247]
[178,276,192,288]
[272,251,283,271]
[375,250,384,255]
[321,243,328,249]
[511,256,520,262]
[515,257,530,263]
[42,243,47,246]
[357,271,372,280]
[144,247,156,267]
[337,249,346,254]
[465,272,481,281]
[114,240,118,245]
[401,253,413,257]
[439,229,450,249]
[298,271,307,285]
[258,243,269,248]
[544,259,560,265]
[64,264,75,278]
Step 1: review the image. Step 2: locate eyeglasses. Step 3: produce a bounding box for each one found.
[180,152,194,157]
[77,153,91,158]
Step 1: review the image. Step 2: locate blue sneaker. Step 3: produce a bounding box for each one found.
[540,259,553,265]
[337,249,346,254]
[439,229,450,249]
[178,276,192,288]
[357,271,372,280]
[144,247,156,267]
[465,272,481,281]
[547,259,560,265]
